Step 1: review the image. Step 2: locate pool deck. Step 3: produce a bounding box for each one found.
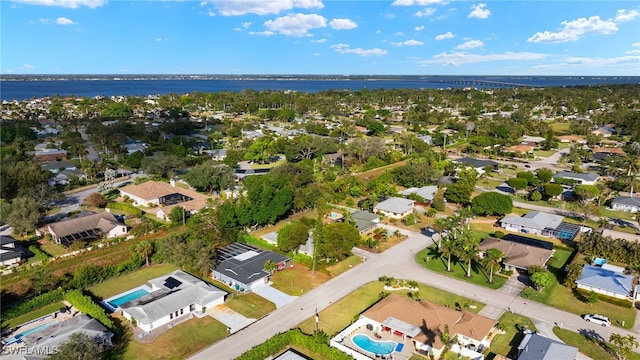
[342,327,420,360]
[1,303,77,349]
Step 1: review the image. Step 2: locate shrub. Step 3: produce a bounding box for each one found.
[65,290,114,329]
[85,193,107,208]
[2,289,64,321]
[28,245,50,262]
[494,231,505,238]
[106,202,143,217]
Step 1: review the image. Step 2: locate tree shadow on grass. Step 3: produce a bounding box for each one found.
[102,317,131,360]
[578,328,616,357]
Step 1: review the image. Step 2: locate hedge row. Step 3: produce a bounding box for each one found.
[575,289,634,308]
[28,245,51,262]
[236,329,351,360]
[65,289,114,330]
[106,202,144,217]
[2,289,64,321]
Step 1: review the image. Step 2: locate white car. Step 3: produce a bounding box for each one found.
[583,314,611,327]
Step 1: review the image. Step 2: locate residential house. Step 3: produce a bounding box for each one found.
[120,270,227,332]
[399,185,438,203]
[37,212,128,247]
[31,149,67,163]
[521,135,546,146]
[610,196,640,213]
[40,161,77,174]
[593,147,625,156]
[517,332,578,360]
[212,243,291,292]
[119,180,212,221]
[591,126,615,138]
[500,211,582,240]
[506,145,535,154]
[359,294,496,358]
[16,314,114,358]
[553,171,599,186]
[453,157,499,175]
[557,135,587,144]
[373,197,416,219]
[350,211,380,235]
[575,264,634,300]
[0,235,31,267]
[478,235,554,271]
[211,148,227,161]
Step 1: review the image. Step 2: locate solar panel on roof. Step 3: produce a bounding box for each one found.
[164,276,182,289]
[501,234,553,250]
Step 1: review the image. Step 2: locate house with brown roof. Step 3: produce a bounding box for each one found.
[478,235,554,271]
[358,294,495,358]
[119,180,212,221]
[37,212,128,247]
[557,135,586,144]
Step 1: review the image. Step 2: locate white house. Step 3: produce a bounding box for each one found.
[575,264,634,300]
[611,196,640,213]
[399,186,438,202]
[373,197,416,219]
[553,171,599,185]
[119,180,212,220]
[500,211,582,241]
[0,235,30,267]
[120,270,227,332]
[37,212,128,247]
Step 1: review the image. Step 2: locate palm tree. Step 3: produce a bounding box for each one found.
[456,229,479,278]
[433,217,449,249]
[609,333,639,360]
[438,233,458,272]
[135,241,153,267]
[483,248,504,284]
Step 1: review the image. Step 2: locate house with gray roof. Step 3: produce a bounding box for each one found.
[212,243,291,292]
[17,314,113,359]
[374,197,416,219]
[37,212,128,247]
[120,270,227,332]
[500,211,582,240]
[350,210,380,234]
[517,332,577,360]
[554,171,599,185]
[611,196,640,213]
[399,185,438,202]
[575,264,634,300]
[0,235,31,267]
[453,157,499,174]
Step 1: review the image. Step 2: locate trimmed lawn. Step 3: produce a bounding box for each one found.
[226,292,275,319]
[486,313,537,360]
[1,302,65,329]
[270,263,330,296]
[326,255,363,277]
[551,122,571,133]
[478,178,505,189]
[298,280,485,336]
[40,243,67,257]
[88,264,178,299]
[114,316,228,360]
[416,246,507,290]
[533,150,556,158]
[521,249,636,330]
[553,327,640,360]
[599,207,636,221]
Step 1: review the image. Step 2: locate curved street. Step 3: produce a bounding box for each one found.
[190,225,639,360]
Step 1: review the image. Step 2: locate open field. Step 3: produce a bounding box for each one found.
[1,302,65,330]
[87,264,178,299]
[486,313,537,360]
[553,327,640,360]
[226,292,275,319]
[270,262,331,296]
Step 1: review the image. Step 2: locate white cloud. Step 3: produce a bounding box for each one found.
[527,16,618,43]
[468,3,490,19]
[559,55,640,68]
[415,25,425,31]
[614,9,639,23]
[381,13,396,19]
[331,43,388,57]
[330,18,357,30]
[207,10,215,16]
[249,30,275,36]
[394,32,404,36]
[392,0,447,6]
[56,17,76,25]
[311,38,326,43]
[456,39,483,49]
[375,30,382,34]
[264,13,326,36]
[234,22,252,31]
[435,31,454,41]
[392,39,424,47]
[3,64,36,73]
[12,0,104,8]
[420,51,548,66]
[313,52,320,56]
[155,37,168,42]
[210,0,323,16]
[633,42,640,47]
[38,18,52,24]
[625,49,640,55]
[414,7,436,17]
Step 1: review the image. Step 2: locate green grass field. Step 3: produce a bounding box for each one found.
[553,327,640,360]
[225,292,276,319]
[486,313,537,359]
[87,264,178,299]
[1,302,65,329]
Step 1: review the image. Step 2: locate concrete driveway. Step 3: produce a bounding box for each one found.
[207,305,255,333]
[252,283,298,308]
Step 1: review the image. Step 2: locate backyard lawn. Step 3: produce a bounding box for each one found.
[521,249,636,329]
[87,264,177,299]
[39,243,67,257]
[225,292,275,319]
[1,302,65,329]
[270,262,331,296]
[112,316,228,360]
[416,246,507,290]
[553,327,640,360]
[486,313,537,360]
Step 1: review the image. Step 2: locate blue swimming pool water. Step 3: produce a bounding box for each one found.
[108,288,150,308]
[4,321,56,345]
[352,334,396,355]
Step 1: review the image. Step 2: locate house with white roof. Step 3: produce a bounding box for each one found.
[399,185,438,202]
[373,197,416,219]
[120,270,227,332]
[575,264,634,300]
[500,211,582,240]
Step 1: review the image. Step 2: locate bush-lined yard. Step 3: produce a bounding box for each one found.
[486,313,537,359]
[553,327,640,360]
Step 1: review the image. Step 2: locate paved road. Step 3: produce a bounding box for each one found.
[190,225,639,359]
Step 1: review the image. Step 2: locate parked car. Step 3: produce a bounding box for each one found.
[583,314,610,327]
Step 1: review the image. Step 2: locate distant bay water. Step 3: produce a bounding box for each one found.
[1,76,639,101]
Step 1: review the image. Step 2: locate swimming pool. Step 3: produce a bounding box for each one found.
[352,334,396,355]
[4,321,55,345]
[107,288,150,309]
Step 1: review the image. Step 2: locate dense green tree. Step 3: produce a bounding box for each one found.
[536,168,553,183]
[507,177,528,191]
[277,222,310,254]
[530,271,552,292]
[471,192,513,216]
[516,171,537,186]
[393,159,441,187]
[5,197,40,235]
[314,222,360,261]
[574,184,599,203]
[183,163,234,194]
[168,206,186,225]
[444,182,473,204]
[47,332,102,360]
[543,183,564,198]
[529,190,542,201]
[141,153,183,178]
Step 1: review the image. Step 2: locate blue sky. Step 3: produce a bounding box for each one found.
[2,0,639,75]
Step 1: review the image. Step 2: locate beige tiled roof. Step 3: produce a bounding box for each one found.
[120,181,207,202]
[479,237,554,270]
[362,294,495,349]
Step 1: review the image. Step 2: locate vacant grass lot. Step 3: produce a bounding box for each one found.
[88,264,178,299]
[226,292,276,319]
[298,280,484,336]
[416,246,507,289]
[1,301,65,329]
[521,249,636,329]
[553,327,640,360]
[486,313,537,360]
[270,263,331,296]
